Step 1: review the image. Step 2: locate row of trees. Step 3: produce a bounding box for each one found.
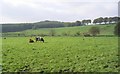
[93,17,120,24]
[73,16,120,25]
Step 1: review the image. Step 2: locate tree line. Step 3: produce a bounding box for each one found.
[93,17,120,24]
[1,16,120,33]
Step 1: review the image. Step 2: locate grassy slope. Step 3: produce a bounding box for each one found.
[2,37,119,72]
[5,24,115,36]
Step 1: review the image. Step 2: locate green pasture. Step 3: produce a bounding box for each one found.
[0,37,2,65]
[2,37,119,72]
[0,37,2,73]
[3,24,115,36]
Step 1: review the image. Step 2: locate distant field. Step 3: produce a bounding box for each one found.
[2,37,119,72]
[3,24,115,36]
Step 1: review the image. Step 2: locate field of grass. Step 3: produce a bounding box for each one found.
[2,37,119,72]
[0,37,2,73]
[3,24,115,36]
[0,37,2,64]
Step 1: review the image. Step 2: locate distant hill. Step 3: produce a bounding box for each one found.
[1,21,80,33]
[1,16,120,33]
[1,20,116,33]
[2,24,115,37]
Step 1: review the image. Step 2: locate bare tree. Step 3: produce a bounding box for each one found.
[49,29,56,36]
[89,27,100,36]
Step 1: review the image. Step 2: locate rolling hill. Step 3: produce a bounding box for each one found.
[2,24,116,37]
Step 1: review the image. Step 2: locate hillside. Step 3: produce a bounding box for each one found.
[1,21,78,33]
[3,24,115,37]
[1,16,119,33]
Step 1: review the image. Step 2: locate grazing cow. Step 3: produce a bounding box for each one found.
[35,36,44,43]
[40,37,44,43]
[4,37,6,39]
[29,39,34,43]
[35,36,40,42]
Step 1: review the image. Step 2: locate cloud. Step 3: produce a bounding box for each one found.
[0,0,119,23]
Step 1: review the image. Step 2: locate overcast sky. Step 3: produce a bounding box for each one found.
[0,0,119,24]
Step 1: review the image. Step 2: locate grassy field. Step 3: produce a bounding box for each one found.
[0,37,2,73]
[2,37,119,72]
[3,24,115,36]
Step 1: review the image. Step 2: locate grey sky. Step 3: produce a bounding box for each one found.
[0,0,119,23]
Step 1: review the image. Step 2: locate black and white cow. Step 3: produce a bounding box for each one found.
[35,36,44,43]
